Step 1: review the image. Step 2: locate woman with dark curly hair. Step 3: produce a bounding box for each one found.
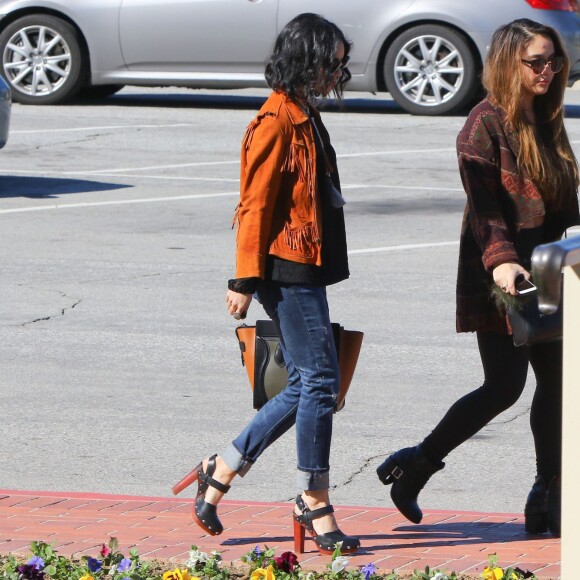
[172,13,360,555]
[376,18,579,538]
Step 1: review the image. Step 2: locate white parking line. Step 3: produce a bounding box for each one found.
[10,123,195,134]
[73,160,240,175]
[348,241,458,254]
[0,191,239,214]
[339,148,455,158]
[0,168,241,181]
[100,174,240,182]
[342,183,463,192]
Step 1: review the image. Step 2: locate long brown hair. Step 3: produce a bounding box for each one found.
[482,18,579,210]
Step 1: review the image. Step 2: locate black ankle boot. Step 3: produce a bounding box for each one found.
[376,445,444,524]
[547,476,561,538]
[524,476,548,534]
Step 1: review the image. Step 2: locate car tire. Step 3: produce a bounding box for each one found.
[0,14,86,105]
[76,84,125,99]
[384,24,479,115]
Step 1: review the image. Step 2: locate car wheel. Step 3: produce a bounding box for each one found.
[384,24,479,115]
[76,84,125,99]
[0,14,86,105]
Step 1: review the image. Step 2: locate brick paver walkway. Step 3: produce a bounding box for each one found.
[0,489,560,579]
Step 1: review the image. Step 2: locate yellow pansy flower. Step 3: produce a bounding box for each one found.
[162,569,193,580]
[482,566,504,580]
[79,576,95,580]
[250,564,276,580]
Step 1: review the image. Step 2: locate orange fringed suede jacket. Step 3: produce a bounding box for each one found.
[233,91,328,279]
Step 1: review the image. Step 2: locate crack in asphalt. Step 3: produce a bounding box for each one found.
[490,406,531,425]
[20,293,82,327]
[280,453,386,503]
[77,272,163,284]
[337,453,385,488]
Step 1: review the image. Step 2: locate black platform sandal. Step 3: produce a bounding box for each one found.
[172,454,230,535]
[293,495,360,555]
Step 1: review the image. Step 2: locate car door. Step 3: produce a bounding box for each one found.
[119,0,278,75]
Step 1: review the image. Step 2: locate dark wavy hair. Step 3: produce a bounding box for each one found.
[265,13,352,103]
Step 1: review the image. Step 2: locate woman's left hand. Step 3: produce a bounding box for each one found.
[492,262,530,296]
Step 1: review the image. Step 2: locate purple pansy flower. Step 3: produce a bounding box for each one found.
[251,545,262,560]
[27,556,45,570]
[117,558,132,573]
[361,562,376,580]
[17,564,45,579]
[87,557,102,573]
[274,551,298,572]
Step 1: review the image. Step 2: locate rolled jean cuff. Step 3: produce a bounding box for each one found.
[297,468,330,492]
[221,442,254,477]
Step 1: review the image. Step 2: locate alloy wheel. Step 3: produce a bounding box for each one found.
[3,24,72,98]
[393,34,464,108]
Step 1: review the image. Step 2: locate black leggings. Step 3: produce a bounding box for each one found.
[421,332,562,480]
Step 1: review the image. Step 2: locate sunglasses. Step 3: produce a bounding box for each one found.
[521,56,564,75]
[330,55,350,74]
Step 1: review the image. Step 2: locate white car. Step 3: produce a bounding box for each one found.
[0,0,578,114]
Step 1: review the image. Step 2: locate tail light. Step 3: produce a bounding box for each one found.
[524,0,578,10]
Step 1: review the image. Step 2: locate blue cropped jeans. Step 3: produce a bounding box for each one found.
[221,282,340,491]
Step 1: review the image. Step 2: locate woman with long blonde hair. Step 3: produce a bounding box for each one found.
[376,18,579,537]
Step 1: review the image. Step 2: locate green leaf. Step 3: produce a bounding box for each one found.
[331,542,343,560]
[45,564,57,575]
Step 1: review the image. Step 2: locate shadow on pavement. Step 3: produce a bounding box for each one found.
[0,175,132,199]
[65,91,407,115]
[221,521,532,554]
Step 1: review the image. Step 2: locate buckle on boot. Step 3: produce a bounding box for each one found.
[391,465,404,479]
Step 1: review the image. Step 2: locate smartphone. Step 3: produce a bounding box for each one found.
[515,274,537,295]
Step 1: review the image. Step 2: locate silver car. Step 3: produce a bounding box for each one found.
[0,0,578,115]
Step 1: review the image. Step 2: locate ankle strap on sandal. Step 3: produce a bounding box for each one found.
[199,472,230,494]
[295,495,334,526]
[201,455,231,494]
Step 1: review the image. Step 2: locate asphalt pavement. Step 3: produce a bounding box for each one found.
[1,86,580,517]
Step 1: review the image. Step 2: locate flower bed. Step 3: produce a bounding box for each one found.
[0,538,538,580]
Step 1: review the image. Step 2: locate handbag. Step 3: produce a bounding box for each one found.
[235,320,363,411]
[507,293,562,347]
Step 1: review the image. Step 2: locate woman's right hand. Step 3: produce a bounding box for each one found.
[492,262,530,296]
[226,290,253,320]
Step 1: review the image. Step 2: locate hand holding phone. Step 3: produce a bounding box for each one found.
[515,273,537,295]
